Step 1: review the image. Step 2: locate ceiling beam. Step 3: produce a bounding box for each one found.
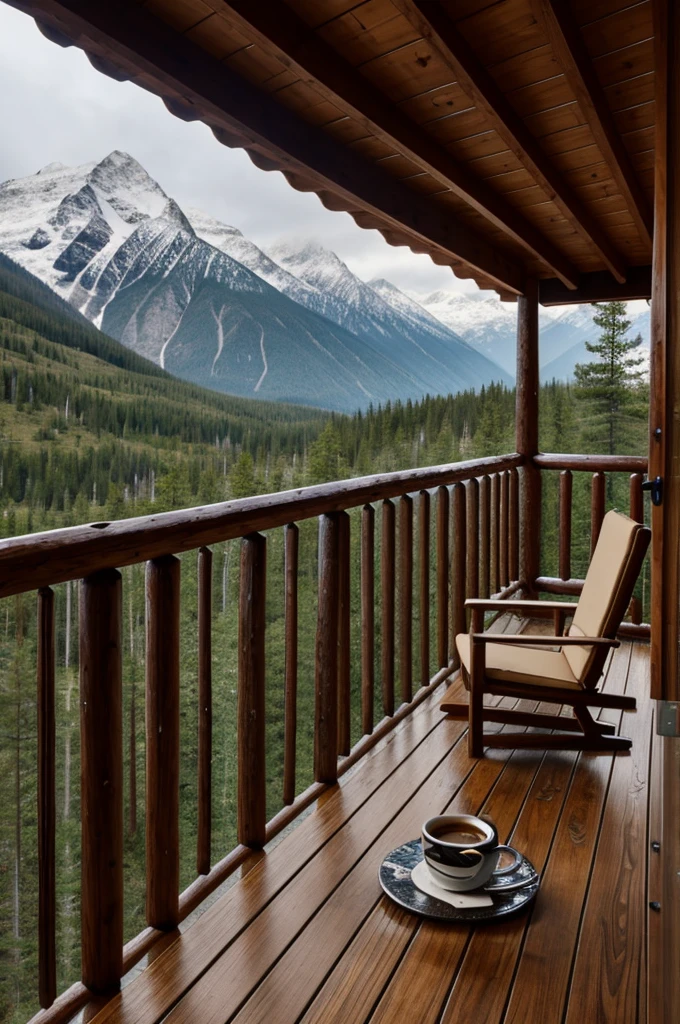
[537,0,653,251]
[214,0,579,289]
[394,0,629,284]
[539,265,651,305]
[6,0,525,294]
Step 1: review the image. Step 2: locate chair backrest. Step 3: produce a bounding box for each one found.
[563,510,650,685]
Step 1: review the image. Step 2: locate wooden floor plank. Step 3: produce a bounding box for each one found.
[220,737,517,1023]
[163,716,475,1023]
[92,682,453,1024]
[368,743,546,1024]
[499,647,633,1024]
[564,645,652,1024]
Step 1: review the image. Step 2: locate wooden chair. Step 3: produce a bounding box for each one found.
[454,510,650,757]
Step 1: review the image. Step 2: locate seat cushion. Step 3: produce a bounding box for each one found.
[456,633,582,690]
[564,510,640,682]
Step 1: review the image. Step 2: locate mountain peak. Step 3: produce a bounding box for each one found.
[36,161,68,175]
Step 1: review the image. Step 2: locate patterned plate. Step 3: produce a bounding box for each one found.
[379,840,539,922]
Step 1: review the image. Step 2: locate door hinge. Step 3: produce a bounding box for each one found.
[642,475,663,506]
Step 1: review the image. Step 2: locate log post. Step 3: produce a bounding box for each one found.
[80,570,123,994]
[238,534,267,846]
[337,511,351,752]
[361,505,375,735]
[37,587,56,1008]
[399,495,414,704]
[196,547,212,876]
[418,490,430,687]
[436,485,450,668]
[315,514,339,783]
[381,500,396,716]
[451,482,467,668]
[146,556,181,929]
[283,523,298,805]
[516,277,541,594]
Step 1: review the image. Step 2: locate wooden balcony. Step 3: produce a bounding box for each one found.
[8,449,655,1024]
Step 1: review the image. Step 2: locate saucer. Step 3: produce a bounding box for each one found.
[379,840,539,922]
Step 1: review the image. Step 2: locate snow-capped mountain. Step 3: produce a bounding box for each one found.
[0,152,511,411]
[416,287,651,381]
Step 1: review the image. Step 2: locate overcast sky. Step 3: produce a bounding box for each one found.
[0,3,476,296]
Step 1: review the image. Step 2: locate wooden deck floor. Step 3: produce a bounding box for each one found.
[92,625,653,1024]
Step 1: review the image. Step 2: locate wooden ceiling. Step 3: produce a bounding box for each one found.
[6,0,656,300]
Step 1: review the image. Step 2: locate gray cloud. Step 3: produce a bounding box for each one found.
[0,4,473,296]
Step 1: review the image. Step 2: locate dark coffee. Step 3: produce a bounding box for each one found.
[430,826,485,846]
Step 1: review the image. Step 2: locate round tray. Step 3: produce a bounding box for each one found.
[379,839,539,922]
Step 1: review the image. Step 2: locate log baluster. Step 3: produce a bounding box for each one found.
[315,515,339,783]
[591,472,606,556]
[559,470,573,582]
[466,478,479,606]
[500,470,509,588]
[80,569,124,994]
[418,490,430,687]
[361,505,375,735]
[238,534,267,844]
[491,472,501,594]
[479,475,491,600]
[283,524,298,805]
[381,500,396,716]
[146,556,181,928]
[629,474,644,625]
[451,483,466,667]
[399,494,414,704]
[197,547,212,876]
[37,587,56,1008]
[509,467,519,582]
[436,485,449,669]
[337,511,351,754]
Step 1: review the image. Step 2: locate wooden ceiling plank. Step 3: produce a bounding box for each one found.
[211,0,580,285]
[538,0,652,249]
[396,0,629,282]
[14,0,526,294]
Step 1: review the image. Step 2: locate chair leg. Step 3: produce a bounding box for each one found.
[574,705,609,737]
[468,663,484,758]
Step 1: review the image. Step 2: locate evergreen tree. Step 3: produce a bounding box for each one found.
[573,302,647,455]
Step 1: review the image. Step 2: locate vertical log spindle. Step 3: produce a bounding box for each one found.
[337,512,351,754]
[509,467,520,583]
[315,515,339,783]
[418,491,430,687]
[399,494,414,704]
[381,500,396,717]
[37,587,56,1008]
[238,534,267,845]
[361,505,375,735]
[466,478,479,608]
[146,556,181,928]
[491,472,501,595]
[80,570,123,994]
[559,470,573,582]
[500,470,509,588]
[196,547,212,876]
[629,474,644,625]
[283,524,299,805]
[479,475,491,600]
[436,485,449,669]
[451,482,467,668]
[591,472,606,556]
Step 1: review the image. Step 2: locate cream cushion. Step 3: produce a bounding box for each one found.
[563,510,639,681]
[455,633,581,690]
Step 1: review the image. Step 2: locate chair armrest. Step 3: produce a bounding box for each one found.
[470,634,619,648]
[465,599,579,612]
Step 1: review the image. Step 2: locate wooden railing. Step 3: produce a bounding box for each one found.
[11,449,650,1022]
[18,452,523,1024]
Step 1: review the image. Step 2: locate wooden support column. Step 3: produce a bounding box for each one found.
[238,534,267,845]
[196,547,212,876]
[516,278,541,594]
[315,514,339,783]
[146,555,181,929]
[648,2,680,1019]
[80,570,123,995]
[37,587,56,1009]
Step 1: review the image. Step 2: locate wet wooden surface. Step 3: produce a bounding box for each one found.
[93,622,651,1024]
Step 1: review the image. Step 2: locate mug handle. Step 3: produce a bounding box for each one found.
[492,845,523,876]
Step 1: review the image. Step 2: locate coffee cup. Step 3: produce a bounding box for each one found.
[421,814,522,892]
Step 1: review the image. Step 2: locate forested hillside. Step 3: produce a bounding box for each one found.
[0,270,650,1023]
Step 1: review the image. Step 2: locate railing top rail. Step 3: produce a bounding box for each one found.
[535,453,648,472]
[0,452,523,599]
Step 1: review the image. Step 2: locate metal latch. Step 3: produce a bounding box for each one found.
[657,701,680,736]
[642,476,663,506]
